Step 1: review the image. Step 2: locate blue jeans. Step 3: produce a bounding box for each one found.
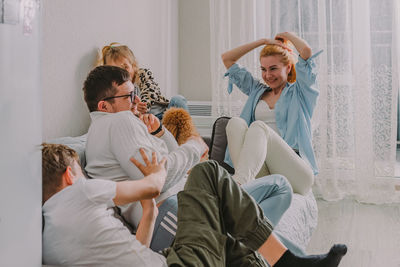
[155,95,189,121]
[150,174,292,252]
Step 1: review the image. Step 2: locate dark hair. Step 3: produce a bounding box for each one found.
[42,143,80,204]
[83,65,131,112]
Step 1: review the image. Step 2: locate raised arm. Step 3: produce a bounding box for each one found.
[275,32,312,60]
[221,39,284,69]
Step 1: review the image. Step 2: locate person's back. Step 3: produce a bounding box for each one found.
[42,178,166,266]
[41,143,169,266]
[85,110,170,183]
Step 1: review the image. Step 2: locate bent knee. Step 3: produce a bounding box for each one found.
[270,174,293,192]
[186,161,220,188]
[269,174,293,204]
[170,95,187,104]
[249,120,275,133]
[227,117,247,132]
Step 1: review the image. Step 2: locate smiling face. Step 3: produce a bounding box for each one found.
[107,81,137,113]
[260,55,291,90]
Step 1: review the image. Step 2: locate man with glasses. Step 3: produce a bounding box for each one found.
[83,65,209,236]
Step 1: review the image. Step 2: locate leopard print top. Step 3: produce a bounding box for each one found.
[136,68,169,109]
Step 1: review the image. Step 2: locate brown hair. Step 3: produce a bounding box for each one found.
[42,143,80,204]
[82,65,131,112]
[259,44,296,83]
[98,42,139,83]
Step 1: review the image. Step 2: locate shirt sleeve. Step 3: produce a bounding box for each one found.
[293,50,323,115]
[109,112,203,193]
[83,179,116,208]
[224,63,266,95]
[159,127,180,152]
[294,50,323,96]
[137,68,169,108]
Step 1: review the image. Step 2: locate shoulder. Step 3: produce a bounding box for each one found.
[110,111,138,123]
[138,68,154,80]
[82,178,117,204]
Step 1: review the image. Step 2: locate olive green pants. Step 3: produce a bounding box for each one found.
[164,161,273,267]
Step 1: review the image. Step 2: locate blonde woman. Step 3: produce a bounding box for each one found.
[222,32,322,195]
[99,43,188,120]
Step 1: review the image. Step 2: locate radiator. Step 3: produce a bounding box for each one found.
[187,101,216,137]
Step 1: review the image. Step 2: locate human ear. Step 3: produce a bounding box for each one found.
[97,100,109,112]
[63,166,75,185]
[286,64,292,75]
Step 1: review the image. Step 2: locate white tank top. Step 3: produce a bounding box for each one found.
[254,100,280,135]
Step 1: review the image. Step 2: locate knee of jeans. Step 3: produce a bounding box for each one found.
[169,95,187,106]
[270,174,293,205]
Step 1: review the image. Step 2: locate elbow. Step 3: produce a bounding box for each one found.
[301,47,312,60]
[221,53,233,69]
[149,185,161,198]
[221,52,227,62]
[221,53,228,65]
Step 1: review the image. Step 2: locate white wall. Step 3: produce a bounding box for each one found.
[0,7,42,267]
[42,0,178,140]
[178,0,212,101]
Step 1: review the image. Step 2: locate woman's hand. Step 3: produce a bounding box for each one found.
[274,32,292,41]
[275,32,311,60]
[263,38,286,47]
[137,101,148,114]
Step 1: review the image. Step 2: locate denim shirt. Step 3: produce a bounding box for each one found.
[223,50,323,175]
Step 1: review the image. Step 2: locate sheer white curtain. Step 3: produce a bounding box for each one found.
[209,0,400,203]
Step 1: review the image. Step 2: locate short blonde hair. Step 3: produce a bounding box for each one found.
[260,44,296,83]
[98,42,139,83]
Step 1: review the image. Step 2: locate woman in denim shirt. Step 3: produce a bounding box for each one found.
[222,32,322,195]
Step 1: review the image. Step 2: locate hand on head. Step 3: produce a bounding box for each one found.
[274,32,294,52]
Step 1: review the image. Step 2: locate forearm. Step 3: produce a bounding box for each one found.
[221,39,266,69]
[158,127,179,151]
[113,178,160,206]
[136,209,157,247]
[163,139,204,190]
[280,32,311,60]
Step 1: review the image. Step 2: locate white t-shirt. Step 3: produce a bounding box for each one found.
[42,178,167,267]
[254,100,280,135]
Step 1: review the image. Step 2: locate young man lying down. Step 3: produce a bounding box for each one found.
[41,143,347,266]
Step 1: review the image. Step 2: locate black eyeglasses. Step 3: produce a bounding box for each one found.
[103,90,135,103]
